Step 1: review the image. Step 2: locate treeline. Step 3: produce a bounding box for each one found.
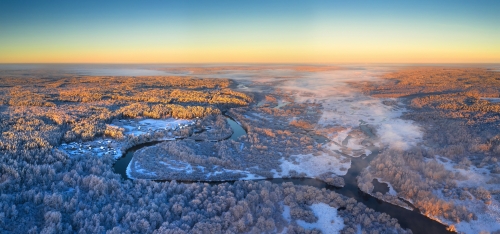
[157,65,342,74]
[2,75,251,107]
[111,88,251,106]
[364,67,500,98]
[119,103,221,119]
[411,92,500,115]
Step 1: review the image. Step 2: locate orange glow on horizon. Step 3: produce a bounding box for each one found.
[1,47,499,64]
[1,1,499,64]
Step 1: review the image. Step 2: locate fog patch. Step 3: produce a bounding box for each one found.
[276,68,422,151]
[378,120,422,150]
[273,152,350,178]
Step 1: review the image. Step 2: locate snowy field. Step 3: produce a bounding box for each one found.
[272,152,350,178]
[114,118,195,136]
[431,156,500,233]
[282,203,345,233]
[58,140,122,158]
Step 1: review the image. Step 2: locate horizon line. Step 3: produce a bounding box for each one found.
[1,62,499,65]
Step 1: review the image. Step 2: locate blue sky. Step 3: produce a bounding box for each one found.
[1,0,499,63]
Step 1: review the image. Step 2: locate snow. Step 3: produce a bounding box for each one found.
[160,160,194,173]
[126,160,135,179]
[433,156,495,190]
[130,157,266,181]
[204,167,266,180]
[344,136,364,150]
[58,140,122,159]
[139,118,193,130]
[323,128,372,157]
[203,67,423,154]
[296,203,345,234]
[481,97,500,103]
[319,100,421,151]
[377,120,421,150]
[282,205,292,222]
[282,203,344,234]
[236,84,248,89]
[111,118,195,136]
[451,199,500,234]
[277,69,422,152]
[273,151,350,178]
[59,118,194,160]
[256,100,267,107]
[123,125,135,132]
[134,161,154,176]
[275,100,289,109]
[241,172,266,180]
[375,178,397,196]
[427,156,500,233]
[247,112,272,121]
[136,168,156,176]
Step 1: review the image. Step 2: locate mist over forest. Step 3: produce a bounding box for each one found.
[0,64,499,234]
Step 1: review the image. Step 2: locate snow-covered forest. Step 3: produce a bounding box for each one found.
[1,65,500,233]
[0,69,407,233]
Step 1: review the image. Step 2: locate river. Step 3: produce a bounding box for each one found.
[113,116,452,234]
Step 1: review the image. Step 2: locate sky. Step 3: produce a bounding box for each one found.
[0,0,499,64]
